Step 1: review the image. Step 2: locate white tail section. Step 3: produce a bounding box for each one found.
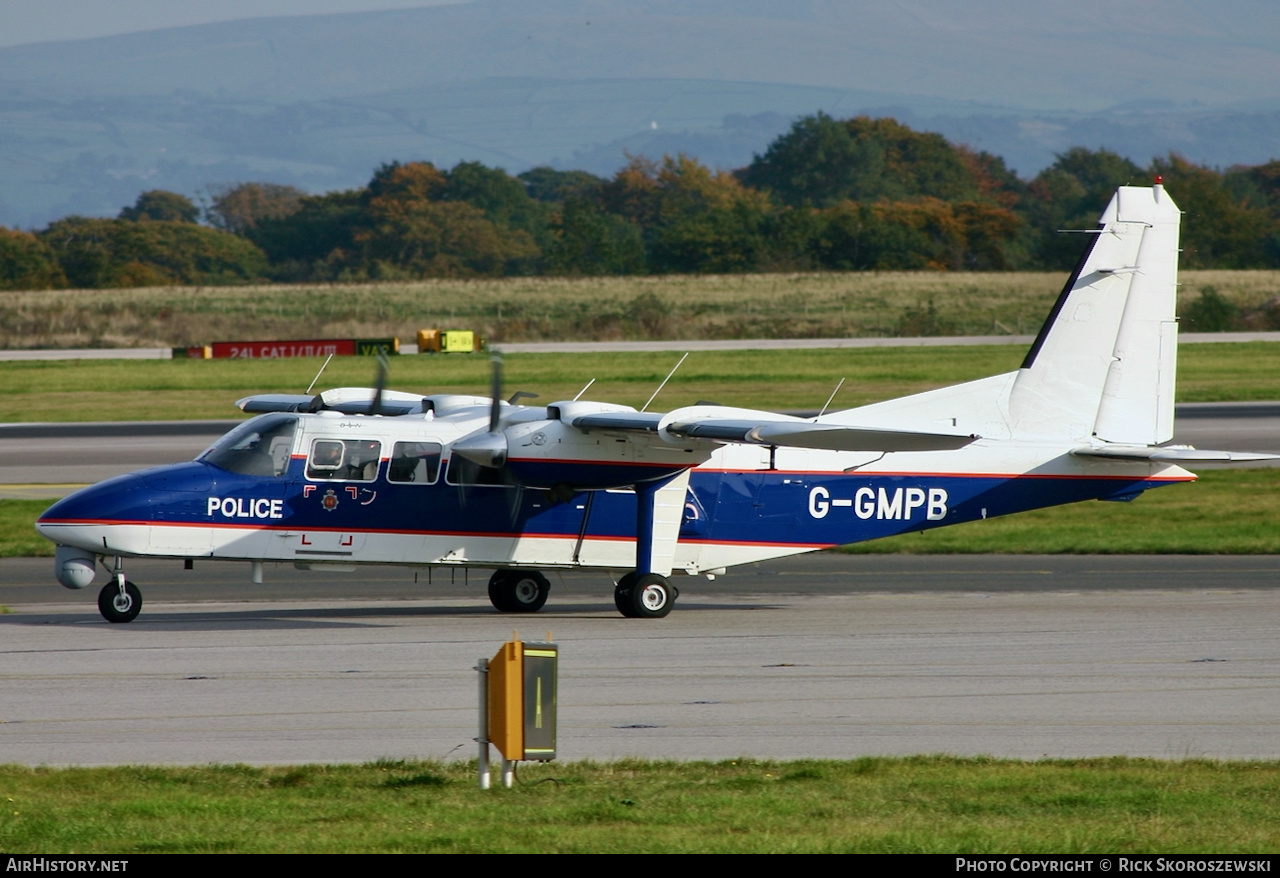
[1008,184,1181,443]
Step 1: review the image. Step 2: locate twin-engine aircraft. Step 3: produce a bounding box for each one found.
[37,183,1273,623]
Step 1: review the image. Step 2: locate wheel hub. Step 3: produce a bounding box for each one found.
[640,584,666,611]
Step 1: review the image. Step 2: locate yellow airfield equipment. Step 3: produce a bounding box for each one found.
[478,637,558,789]
[417,328,482,353]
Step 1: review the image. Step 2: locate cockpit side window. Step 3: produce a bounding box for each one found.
[388,442,442,484]
[200,414,297,477]
[306,439,382,481]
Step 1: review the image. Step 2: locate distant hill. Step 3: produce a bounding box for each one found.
[3,0,1279,227]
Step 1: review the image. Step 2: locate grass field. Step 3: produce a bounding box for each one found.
[2,270,1278,350]
[0,499,51,557]
[2,757,1277,853]
[6,341,1280,423]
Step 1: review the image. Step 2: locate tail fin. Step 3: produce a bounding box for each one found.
[1008,183,1181,443]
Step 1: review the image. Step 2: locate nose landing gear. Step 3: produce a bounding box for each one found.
[98,574,142,624]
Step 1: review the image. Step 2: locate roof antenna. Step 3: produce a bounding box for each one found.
[816,378,846,419]
[572,378,596,401]
[641,353,689,412]
[305,353,334,395]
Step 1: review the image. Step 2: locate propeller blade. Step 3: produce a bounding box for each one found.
[489,354,503,433]
[370,352,389,417]
[451,431,508,469]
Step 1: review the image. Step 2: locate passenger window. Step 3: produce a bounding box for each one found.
[388,442,442,484]
[307,439,382,481]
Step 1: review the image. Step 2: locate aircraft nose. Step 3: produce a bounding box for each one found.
[36,472,149,549]
[36,462,215,549]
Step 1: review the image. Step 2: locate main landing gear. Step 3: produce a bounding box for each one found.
[485,473,687,618]
[613,572,677,619]
[486,568,678,618]
[487,569,551,613]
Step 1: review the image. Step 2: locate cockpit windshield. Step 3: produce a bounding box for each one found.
[199,414,297,477]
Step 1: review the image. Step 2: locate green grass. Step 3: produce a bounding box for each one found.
[0,345,1021,421]
[5,341,1280,422]
[8,468,1280,558]
[1,757,1277,853]
[0,500,56,557]
[2,270,1278,350]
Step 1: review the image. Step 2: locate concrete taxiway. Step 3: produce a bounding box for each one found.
[2,554,1277,765]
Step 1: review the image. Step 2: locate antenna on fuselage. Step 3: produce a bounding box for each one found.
[816,378,846,419]
[641,353,689,413]
[305,354,335,395]
[572,378,596,401]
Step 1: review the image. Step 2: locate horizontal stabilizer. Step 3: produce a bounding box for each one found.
[1072,445,1280,463]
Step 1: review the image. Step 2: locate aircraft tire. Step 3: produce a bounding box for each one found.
[98,581,142,624]
[623,573,674,619]
[614,572,638,617]
[488,570,550,613]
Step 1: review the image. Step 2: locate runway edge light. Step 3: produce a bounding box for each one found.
[477,638,558,790]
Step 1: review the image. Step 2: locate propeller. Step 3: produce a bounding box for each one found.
[450,354,510,468]
[448,354,531,525]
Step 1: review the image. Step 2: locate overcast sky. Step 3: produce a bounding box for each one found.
[0,0,467,46]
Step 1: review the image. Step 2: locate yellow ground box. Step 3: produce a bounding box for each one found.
[487,640,523,760]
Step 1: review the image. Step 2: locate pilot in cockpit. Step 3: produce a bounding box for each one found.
[345,440,381,481]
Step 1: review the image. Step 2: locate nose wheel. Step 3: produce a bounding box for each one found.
[98,579,142,623]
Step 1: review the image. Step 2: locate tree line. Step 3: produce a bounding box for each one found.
[3,113,1279,291]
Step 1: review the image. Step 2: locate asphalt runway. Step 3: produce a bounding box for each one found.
[2,402,1278,496]
[2,554,1278,765]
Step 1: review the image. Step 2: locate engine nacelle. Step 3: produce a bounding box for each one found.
[55,546,97,590]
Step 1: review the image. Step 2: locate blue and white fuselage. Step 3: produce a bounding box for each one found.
[38,410,1192,574]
